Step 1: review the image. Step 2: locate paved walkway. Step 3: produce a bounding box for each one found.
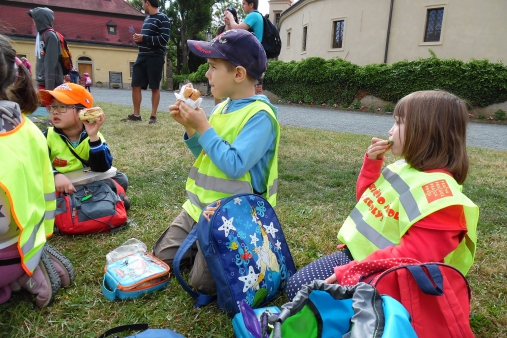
[89,87,506,151]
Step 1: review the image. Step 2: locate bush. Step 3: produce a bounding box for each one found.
[384,103,395,112]
[180,56,507,108]
[494,109,506,121]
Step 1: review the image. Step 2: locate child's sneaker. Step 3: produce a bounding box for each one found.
[121,114,142,122]
[149,115,157,124]
[44,243,75,287]
[17,250,60,307]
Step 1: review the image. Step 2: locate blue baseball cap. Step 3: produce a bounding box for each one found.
[187,29,267,81]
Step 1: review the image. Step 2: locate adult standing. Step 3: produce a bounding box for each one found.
[27,7,63,92]
[225,0,265,94]
[69,67,80,84]
[121,0,171,125]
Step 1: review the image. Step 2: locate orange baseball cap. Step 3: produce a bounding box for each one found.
[38,83,93,108]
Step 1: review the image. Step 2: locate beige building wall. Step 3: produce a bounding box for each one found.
[9,38,141,88]
[276,0,507,65]
[388,0,507,64]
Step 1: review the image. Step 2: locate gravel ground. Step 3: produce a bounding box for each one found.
[90,87,507,151]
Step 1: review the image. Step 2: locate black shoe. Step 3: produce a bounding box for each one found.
[149,116,157,124]
[121,114,142,122]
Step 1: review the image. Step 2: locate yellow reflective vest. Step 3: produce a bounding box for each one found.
[46,127,105,173]
[183,100,280,221]
[0,116,56,275]
[338,160,479,275]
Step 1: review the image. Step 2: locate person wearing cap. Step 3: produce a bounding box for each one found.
[214,7,240,105]
[39,83,129,196]
[153,29,280,295]
[27,7,62,91]
[225,0,265,95]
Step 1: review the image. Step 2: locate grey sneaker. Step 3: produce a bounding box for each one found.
[17,250,60,307]
[121,114,142,122]
[44,244,75,288]
[149,116,157,124]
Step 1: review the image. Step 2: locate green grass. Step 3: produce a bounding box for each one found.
[1,102,506,337]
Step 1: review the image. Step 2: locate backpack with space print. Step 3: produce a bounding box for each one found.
[173,193,296,316]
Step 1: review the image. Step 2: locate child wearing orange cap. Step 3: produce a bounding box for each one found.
[38,83,129,198]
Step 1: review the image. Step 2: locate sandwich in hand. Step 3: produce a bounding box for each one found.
[79,107,103,123]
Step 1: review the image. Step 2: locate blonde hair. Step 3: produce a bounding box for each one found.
[394,90,469,184]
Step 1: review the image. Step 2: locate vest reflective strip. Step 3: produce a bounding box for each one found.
[350,207,395,249]
[20,215,44,272]
[382,167,421,222]
[187,190,208,210]
[45,192,56,202]
[45,210,56,220]
[269,178,278,196]
[188,167,252,194]
[44,192,56,219]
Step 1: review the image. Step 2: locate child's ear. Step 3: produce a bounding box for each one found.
[234,66,248,83]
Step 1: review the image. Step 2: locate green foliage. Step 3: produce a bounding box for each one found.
[264,56,507,107]
[188,63,209,83]
[181,65,190,75]
[479,115,486,120]
[341,103,349,109]
[494,109,505,120]
[351,101,362,109]
[384,103,395,112]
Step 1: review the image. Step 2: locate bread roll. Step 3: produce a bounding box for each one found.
[181,83,201,101]
[79,107,103,123]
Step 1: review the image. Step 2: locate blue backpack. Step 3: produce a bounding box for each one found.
[173,193,296,316]
[270,280,417,338]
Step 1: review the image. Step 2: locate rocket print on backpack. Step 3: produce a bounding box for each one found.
[173,193,296,316]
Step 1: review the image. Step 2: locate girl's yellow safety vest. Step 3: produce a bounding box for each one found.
[183,100,280,222]
[0,116,56,275]
[338,160,479,275]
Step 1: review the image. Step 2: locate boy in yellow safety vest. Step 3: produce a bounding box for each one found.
[153,29,280,295]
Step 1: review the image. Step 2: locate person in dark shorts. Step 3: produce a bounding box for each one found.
[121,0,170,125]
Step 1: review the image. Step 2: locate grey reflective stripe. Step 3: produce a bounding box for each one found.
[44,192,56,202]
[382,167,421,222]
[189,167,252,195]
[20,215,44,272]
[187,190,207,210]
[269,178,278,196]
[45,210,56,220]
[350,207,394,249]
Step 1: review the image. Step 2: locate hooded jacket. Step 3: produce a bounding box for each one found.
[28,7,63,90]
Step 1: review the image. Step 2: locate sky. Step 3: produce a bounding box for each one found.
[258,0,269,15]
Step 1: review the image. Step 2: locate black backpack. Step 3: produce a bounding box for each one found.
[255,11,282,59]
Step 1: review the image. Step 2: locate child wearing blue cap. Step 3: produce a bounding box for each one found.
[153,29,280,295]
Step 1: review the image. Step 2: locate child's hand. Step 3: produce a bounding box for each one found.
[83,113,105,142]
[54,173,76,194]
[178,101,211,135]
[367,137,391,160]
[324,273,337,284]
[169,100,185,124]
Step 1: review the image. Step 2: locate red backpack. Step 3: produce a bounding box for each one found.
[341,258,474,338]
[55,178,128,235]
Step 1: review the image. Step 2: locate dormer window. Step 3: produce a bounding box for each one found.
[107,20,117,35]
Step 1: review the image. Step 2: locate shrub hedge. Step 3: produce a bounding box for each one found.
[178,56,507,107]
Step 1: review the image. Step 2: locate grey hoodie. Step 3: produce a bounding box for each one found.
[28,7,63,90]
